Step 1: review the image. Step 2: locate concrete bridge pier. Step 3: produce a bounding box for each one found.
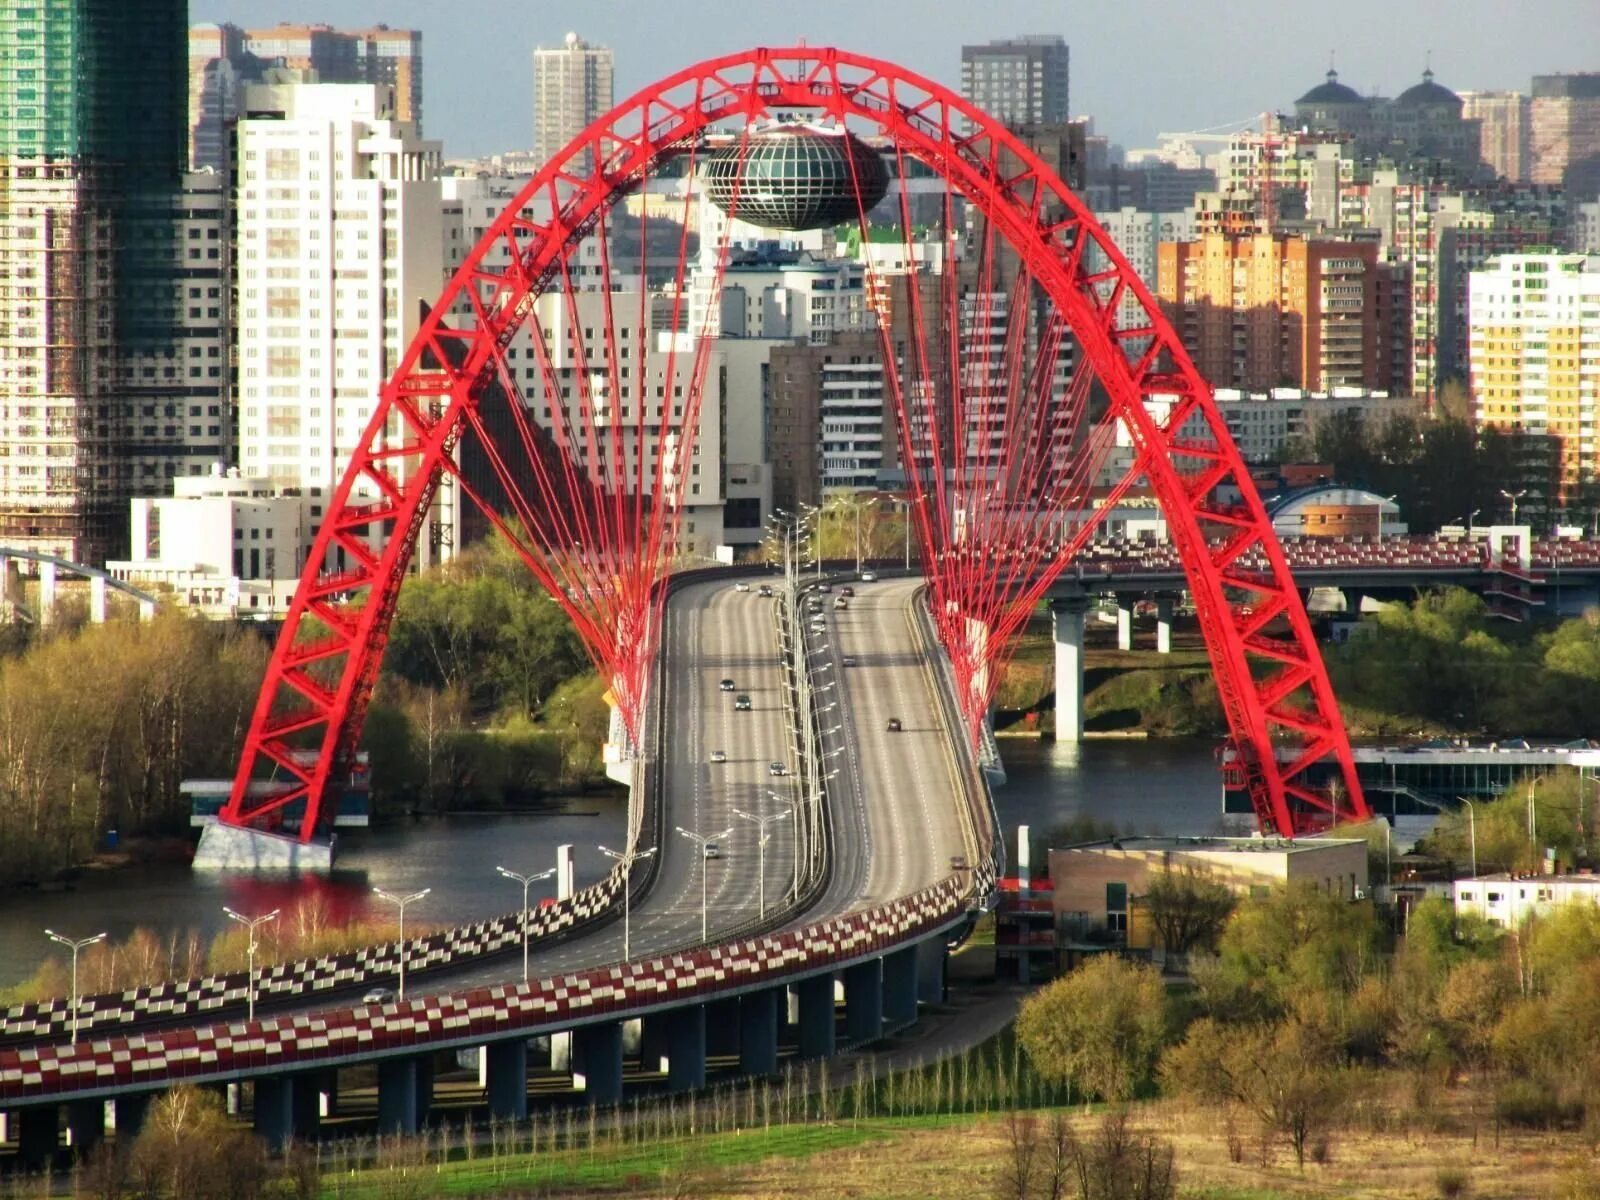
[37,560,56,626]
[844,959,884,1044]
[484,1038,529,1120]
[1116,600,1133,652]
[666,1005,707,1093]
[573,1022,625,1107]
[377,1055,433,1135]
[795,973,837,1059]
[1051,598,1089,742]
[706,998,741,1059]
[89,575,108,624]
[739,987,781,1077]
[13,1105,57,1170]
[883,945,920,1029]
[641,1012,672,1076]
[64,1100,105,1158]
[253,1072,324,1150]
[916,936,948,1006]
[1156,596,1175,655]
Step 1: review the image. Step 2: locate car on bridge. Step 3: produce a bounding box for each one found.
[734,694,752,711]
[734,581,750,592]
[861,571,878,582]
[768,761,787,777]
[703,842,721,860]
[719,677,736,691]
[834,596,849,610]
[362,987,396,1005]
[758,584,773,597]
[842,655,857,667]
[886,717,902,733]
[710,749,727,764]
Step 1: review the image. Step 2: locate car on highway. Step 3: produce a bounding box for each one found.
[834,596,848,610]
[861,571,878,582]
[768,761,786,777]
[807,597,824,611]
[885,717,902,732]
[362,987,397,1005]
[719,677,736,691]
[735,581,750,592]
[734,693,752,711]
[839,586,854,597]
[710,749,727,764]
[703,842,721,860]
[842,655,857,667]
[758,584,773,597]
[817,583,832,593]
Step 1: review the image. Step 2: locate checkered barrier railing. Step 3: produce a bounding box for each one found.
[0,861,992,1105]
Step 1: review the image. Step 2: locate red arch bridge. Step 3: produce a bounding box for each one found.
[1,46,1375,1162]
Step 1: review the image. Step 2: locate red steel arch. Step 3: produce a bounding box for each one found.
[222,47,1369,842]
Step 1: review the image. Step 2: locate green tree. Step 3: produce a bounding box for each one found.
[1138,866,1235,958]
[1017,955,1171,1101]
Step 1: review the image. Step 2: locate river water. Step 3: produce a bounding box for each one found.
[0,738,1225,988]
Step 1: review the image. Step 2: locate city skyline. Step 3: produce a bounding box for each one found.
[189,0,1599,157]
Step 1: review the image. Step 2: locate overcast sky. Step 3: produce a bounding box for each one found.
[193,0,1600,156]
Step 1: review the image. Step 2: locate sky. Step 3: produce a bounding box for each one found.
[192,0,1600,157]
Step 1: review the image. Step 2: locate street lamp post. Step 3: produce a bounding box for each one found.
[372,887,430,1001]
[734,806,791,921]
[1501,488,1528,526]
[598,844,656,960]
[1456,796,1478,879]
[495,865,556,984]
[44,929,106,1044]
[1527,774,1548,848]
[222,907,279,1022]
[676,825,732,943]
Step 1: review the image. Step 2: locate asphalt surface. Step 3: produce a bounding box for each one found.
[787,577,971,926]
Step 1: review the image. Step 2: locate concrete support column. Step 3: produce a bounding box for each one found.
[1116,600,1133,652]
[738,987,781,1077]
[916,937,948,1006]
[573,1022,625,1107]
[796,973,836,1060]
[37,561,56,627]
[89,575,107,624]
[706,998,741,1059]
[549,1030,572,1072]
[1343,588,1365,616]
[556,843,575,900]
[253,1076,296,1151]
[1051,599,1088,743]
[65,1100,105,1158]
[138,598,156,621]
[844,958,884,1044]
[484,1038,529,1121]
[317,1070,339,1119]
[112,1092,153,1140]
[1156,597,1174,655]
[883,945,919,1028]
[666,1005,707,1093]
[377,1056,429,1134]
[15,1106,58,1169]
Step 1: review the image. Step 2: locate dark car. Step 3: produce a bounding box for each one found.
[758,584,773,597]
[886,717,902,733]
[839,586,854,597]
[719,678,736,692]
[734,694,752,711]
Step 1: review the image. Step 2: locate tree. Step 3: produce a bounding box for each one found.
[1139,866,1235,958]
[1162,1017,1345,1169]
[1017,955,1171,1101]
[128,1085,271,1199]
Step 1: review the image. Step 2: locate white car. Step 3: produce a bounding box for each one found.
[768,761,787,777]
[710,749,727,764]
[860,571,878,582]
[735,581,751,592]
[362,987,397,1005]
[703,842,721,860]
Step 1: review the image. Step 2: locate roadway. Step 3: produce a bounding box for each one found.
[790,577,971,925]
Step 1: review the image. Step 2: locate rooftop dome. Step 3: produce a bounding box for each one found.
[702,125,889,232]
[1395,68,1461,108]
[1297,67,1365,106]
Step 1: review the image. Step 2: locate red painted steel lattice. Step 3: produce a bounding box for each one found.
[222,47,1368,842]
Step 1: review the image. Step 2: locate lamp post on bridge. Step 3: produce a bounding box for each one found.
[222,906,279,1022]
[598,844,656,961]
[495,865,556,984]
[44,929,106,1045]
[734,805,791,921]
[372,887,430,1001]
[1500,488,1528,527]
[676,825,733,943]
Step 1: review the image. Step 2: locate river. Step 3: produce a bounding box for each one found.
[0,738,1226,988]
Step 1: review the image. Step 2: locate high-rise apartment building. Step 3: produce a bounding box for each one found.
[1158,232,1401,393]
[1470,254,1600,502]
[0,0,188,562]
[960,35,1069,128]
[1530,73,1600,192]
[187,24,423,172]
[532,33,613,170]
[1461,90,1531,183]
[234,83,444,558]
